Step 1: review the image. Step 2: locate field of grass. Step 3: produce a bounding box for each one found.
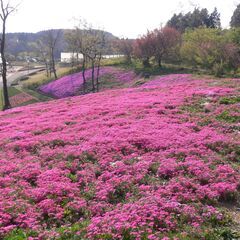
[102,58,222,78]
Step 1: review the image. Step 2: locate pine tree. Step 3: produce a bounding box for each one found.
[230,4,240,27]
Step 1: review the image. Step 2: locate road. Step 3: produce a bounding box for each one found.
[0,67,44,87]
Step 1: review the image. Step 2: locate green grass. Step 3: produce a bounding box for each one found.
[0,86,52,110]
[216,110,240,123]
[16,99,39,107]
[0,87,22,109]
[3,228,38,240]
[102,57,240,79]
[219,96,240,105]
[76,73,131,95]
[21,87,53,102]
[23,66,81,91]
[102,58,208,77]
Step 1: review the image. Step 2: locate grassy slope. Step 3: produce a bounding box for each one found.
[22,67,74,90]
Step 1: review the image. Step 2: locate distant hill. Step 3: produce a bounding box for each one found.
[5,29,118,60]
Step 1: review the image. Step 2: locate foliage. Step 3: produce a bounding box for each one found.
[167,7,221,32]
[133,31,155,67]
[181,28,222,68]
[219,96,240,105]
[180,28,240,76]
[230,4,240,27]
[151,27,181,67]
[133,27,181,67]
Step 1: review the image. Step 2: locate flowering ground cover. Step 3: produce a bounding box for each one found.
[38,67,137,98]
[0,74,239,239]
[10,92,38,107]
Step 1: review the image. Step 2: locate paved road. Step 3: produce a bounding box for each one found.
[0,67,44,88]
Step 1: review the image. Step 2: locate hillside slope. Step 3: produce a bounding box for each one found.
[0,74,239,239]
[38,67,137,98]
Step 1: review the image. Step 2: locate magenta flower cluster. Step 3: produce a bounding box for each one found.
[39,67,136,98]
[0,74,239,239]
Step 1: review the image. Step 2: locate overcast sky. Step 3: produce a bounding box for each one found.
[7,0,240,38]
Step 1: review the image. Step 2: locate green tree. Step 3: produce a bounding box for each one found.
[181,27,240,76]
[208,7,221,29]
[181,28,223,72]
[167,7,221,32]
[227,27,240,45]
[167,13,185,32]
[230,4,240,27]
[224,28,240,74]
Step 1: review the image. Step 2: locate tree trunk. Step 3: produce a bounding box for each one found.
[71,51,75,68]
[126,55,131,63]
[82,55,86,94]
[143,57,150,67]
[158,57,162,67]
[45,61,49,77]
[1,20,11,110]
[76,53,79,66]
[96,55,102,92]
[51,47,57,79]
[91,60,95,92]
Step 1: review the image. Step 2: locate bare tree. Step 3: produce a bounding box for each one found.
[36,40,50,77]
[42,30,61,79]
[65,30,81,67]
[67,20,106,94]
[117,38,134,63]
[83,27,105,93]
[0,0,17,110]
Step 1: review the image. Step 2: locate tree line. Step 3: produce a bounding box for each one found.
[119,5,240,77]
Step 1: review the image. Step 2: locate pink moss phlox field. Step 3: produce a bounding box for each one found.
[38,67,136,98]
[0,74,239,239]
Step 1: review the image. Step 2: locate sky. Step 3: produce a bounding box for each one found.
[6,0,240,38]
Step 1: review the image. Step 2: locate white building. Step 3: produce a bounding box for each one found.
[61,53,83,63]
[61,53,124,63]
[102,54,124,59]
